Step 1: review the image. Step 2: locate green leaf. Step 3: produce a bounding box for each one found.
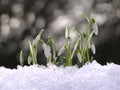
[74,28,82,38]
[32,40,37,55]
[88,31,94,42]
[82,13,90,24]
[71,38,80,59]
[57,56,66,66]
[28,41,34,56]
[58,46,66,56]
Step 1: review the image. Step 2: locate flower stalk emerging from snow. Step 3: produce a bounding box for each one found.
[19,14,98,68]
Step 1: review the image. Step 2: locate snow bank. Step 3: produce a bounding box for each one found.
[0,61,120,90]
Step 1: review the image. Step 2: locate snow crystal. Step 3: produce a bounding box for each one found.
[0,61,120,90]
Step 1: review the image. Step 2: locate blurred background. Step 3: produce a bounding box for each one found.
[0,0,120,68]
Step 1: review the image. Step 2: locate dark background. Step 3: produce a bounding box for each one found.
[0,0,120,68]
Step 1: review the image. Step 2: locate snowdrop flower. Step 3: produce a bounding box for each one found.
[27,56,32,64]
[42,43,51,58]
[65,26,69,39]
[91,18,98,35]
[91,44,96,54]
[77,52,82,63]
[92,20,98,35]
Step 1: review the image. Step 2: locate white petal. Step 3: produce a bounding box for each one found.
[27,56,32,65]
[92,23,98,35]
[34,36,39,45]
[65,26,69,39]
[42,44,51,58]
[20,50,24,66]
[77,52,82,62]
[91,44,96,54]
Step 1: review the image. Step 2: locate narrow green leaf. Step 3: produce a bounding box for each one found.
[58,46,66,56]
[57,56,66,66]
[28,41,34,56]
[87,31,94,42]
[74,28,82,38]
[82,13,90,24]
[71,38,80,59]
[32,40,37,55]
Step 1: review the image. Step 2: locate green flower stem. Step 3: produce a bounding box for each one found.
[65,37,72,66]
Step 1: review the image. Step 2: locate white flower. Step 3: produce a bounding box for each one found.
[92,22,98,35]
[77,52,82,62]
[42,43,51,58]
[91,44,96,54]
[27,56,32,64]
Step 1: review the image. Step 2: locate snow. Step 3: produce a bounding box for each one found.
[0,61,120,90]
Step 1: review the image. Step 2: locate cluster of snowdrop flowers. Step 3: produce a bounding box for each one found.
[20,14,98,68]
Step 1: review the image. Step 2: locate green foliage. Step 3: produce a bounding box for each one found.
[19,14,98,68]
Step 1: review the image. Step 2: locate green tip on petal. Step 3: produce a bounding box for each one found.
[91,18,95,23]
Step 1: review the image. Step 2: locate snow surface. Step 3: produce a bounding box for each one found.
[0,61,120,90]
